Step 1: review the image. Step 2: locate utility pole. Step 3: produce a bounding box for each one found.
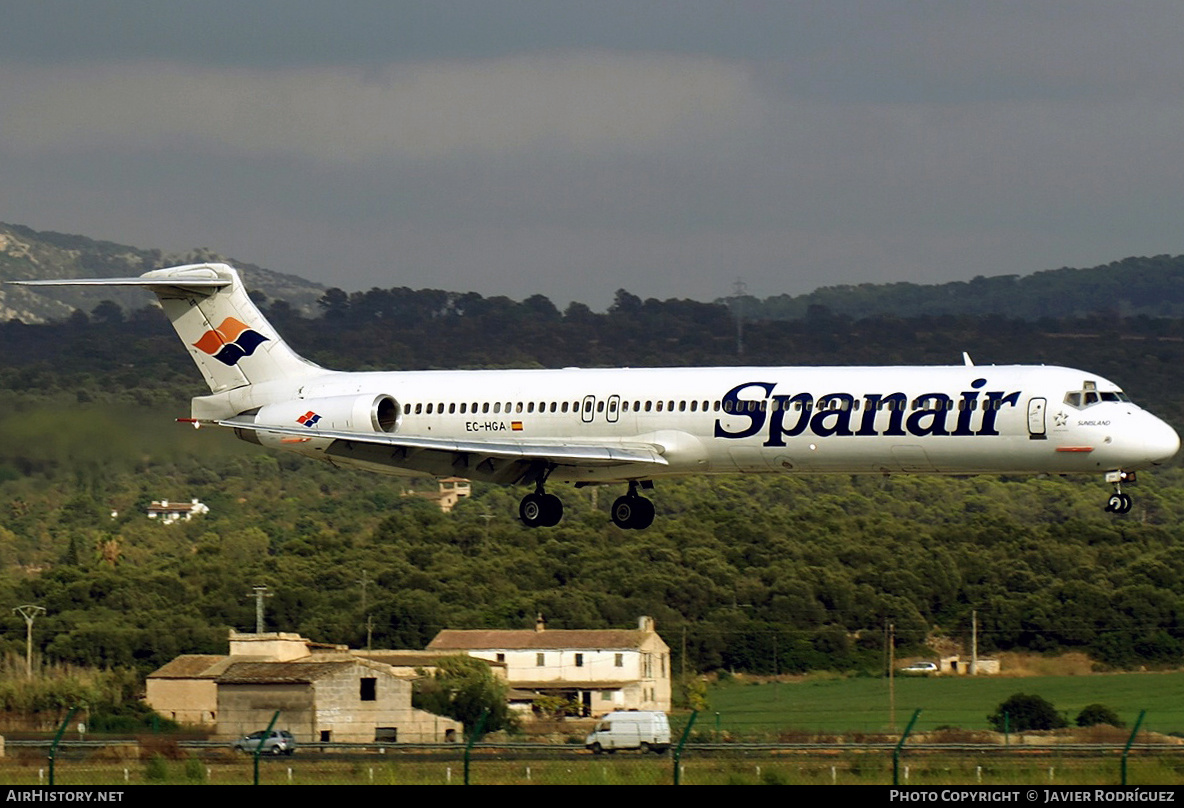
[730,278,747,358]
[888,622,896,732]
[971,609,978,676]
[248,586,272,633]
[14,605,45,678]
[357,571,372,648]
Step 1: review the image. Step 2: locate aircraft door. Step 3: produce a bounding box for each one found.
[606,395,620,424]
[581,395,596,424]
[1027,397,1047,439]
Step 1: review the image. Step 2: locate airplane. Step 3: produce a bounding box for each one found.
[11,262,1180,529]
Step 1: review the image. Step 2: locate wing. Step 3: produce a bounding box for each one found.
[216,418,668,484]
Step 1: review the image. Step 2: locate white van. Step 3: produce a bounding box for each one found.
[585,711,671,754]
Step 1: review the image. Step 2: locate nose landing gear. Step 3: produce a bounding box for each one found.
[1104,470,1135,514]
[1105,492,1132,514]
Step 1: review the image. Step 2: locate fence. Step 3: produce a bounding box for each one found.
[3,741,1184,786]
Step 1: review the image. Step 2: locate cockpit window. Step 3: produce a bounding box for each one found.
[1065,384,1131,409]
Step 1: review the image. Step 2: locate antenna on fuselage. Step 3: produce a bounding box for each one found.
[962,352,975,367]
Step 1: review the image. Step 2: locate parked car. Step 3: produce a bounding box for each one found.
[586,711,671,754]
[233,729,297,755]
[900,661,938,673]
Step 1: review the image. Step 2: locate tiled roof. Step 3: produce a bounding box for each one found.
[427,629,653,651]
[506,679,640,689]
[216,661,360,684]
[147,655,228,679]
[354,650,480,668]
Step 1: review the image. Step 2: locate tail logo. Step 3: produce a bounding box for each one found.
[193,318,269,366]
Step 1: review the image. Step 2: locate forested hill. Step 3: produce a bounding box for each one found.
[0,222,324,323]
[735,255,1184,321]
[3,220,1184,325]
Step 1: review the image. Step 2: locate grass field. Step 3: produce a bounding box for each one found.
[5,750,1183,786]
[704,670,1184,737]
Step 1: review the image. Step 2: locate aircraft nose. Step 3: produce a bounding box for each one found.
[1145,416,1180,464]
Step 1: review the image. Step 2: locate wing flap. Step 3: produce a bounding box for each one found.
[215,418,668,478]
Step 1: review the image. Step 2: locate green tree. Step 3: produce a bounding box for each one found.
[1076,703,1125,728]
[412,655,517,735]
[988,693,1067,732]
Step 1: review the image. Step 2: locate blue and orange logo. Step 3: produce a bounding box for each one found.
[193,317,269,366]
[297,411,321,427]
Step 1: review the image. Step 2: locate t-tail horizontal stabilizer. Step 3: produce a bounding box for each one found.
[10,263,321,393]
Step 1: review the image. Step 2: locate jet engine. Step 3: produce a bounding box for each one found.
[248,393,401,436]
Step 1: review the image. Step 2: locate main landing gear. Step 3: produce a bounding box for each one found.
[610,481,655,530]
[1104,470,1135,515]
[519,487,563,528]
[516,480,656,530]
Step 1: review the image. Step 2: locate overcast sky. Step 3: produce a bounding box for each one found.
[3,1,1184,308]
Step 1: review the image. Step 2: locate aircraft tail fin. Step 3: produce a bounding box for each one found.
[12,263,321,393]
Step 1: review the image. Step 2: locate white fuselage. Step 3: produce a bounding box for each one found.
[225,363,1179,484]
[18,263,1177,527]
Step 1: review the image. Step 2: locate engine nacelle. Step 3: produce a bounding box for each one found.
[252,393,401,435]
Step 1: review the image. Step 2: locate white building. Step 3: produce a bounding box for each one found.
[146,498,209,524]
[426,616,671,716]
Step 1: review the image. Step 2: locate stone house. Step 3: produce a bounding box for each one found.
[146,631,461,743]
[426,616,671,716]
[215,657,459,743]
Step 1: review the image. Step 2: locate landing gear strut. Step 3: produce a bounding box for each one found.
[1104,470,1134,514]
[611,481,655,530]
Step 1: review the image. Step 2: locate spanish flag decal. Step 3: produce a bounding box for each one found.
[511,421,523,431]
